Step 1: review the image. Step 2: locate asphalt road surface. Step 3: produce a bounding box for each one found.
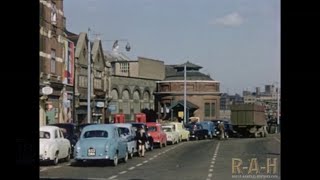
[40,134,280,180]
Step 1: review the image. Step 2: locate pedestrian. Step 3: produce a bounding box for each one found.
[218,121,225,139]
[136,127,147,157]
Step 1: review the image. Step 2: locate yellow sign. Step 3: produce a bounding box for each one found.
[178,111,184,118]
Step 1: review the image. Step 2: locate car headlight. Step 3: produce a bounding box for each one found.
[76,146,80,153]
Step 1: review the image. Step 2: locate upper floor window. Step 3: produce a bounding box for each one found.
[120,63,129,73]
[51,2,57,25]
[50,49,56,73]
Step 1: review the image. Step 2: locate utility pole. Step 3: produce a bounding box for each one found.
[183,64,187,124]
[87,28,91,124]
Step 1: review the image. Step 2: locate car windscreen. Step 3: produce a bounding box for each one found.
[163,127,172,132]
[118,127,130,135]
[40,131,50,139]
[148,126,157,132]
[83,130,108,138]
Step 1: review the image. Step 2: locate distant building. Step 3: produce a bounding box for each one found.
[155,61,221,121]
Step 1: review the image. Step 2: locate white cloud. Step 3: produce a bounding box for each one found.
[210,12,244,27]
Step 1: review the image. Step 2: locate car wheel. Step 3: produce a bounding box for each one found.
[149,144,154,151]
[112,153,118,166]
[65,149,71,162]
[129,149,134,159]
[53,152,59,165]
[123,151,128,163]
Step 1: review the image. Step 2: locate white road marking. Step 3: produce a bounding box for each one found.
[207,142,220,179]
[136,163,143,167]
[149,157,154,160]
[40,167,48,172]
[108,175,117,179]
[119,171,127,175]
[128,167,135,170]
[143,160,148,163]
[274,137,280,142]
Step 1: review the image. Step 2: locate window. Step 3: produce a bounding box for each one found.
[55,130,58,138]
[40,131,50,139]
[94,78,102,89]
[79,76,88,87]
[51,2,57,25]
[204,103,210,117]
[50,49,56,73]
[211,103,216,117]
[204,102,216,117]
[83,130,108,138]
[120,63,129,73]
[59,130,63,138]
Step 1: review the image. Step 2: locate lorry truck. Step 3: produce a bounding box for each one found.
[230,104,268,138]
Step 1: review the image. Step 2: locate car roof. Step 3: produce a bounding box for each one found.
[82,124,117,132]
[40,126,60,132]
[113,123,133,128]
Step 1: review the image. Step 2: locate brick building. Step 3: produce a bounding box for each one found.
[154,62,221,122]
[39,0,74,126]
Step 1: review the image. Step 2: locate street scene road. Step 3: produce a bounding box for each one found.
[40,134,280,180]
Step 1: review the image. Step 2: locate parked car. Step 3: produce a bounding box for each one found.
[210,119,237,138]
[74,124,129,166]
[40,126,71,165]
[162,125,180,145]
[168,122,190,141]
[113,123,137,158]
[129,122,154,151]
[186,123,209,140]
[199,121,215,139]
[48,123,78,157]
[146,122,167,148]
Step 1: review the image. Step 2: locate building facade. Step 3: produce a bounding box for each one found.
[66,32,110,124]
[155,62,221,122]
[39,0,74,126]
[105,54,165,122]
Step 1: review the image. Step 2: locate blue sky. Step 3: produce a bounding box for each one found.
[64,0,280,95]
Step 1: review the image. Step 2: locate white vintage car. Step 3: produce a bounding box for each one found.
[162,125,180,145]
[40,126,71,165]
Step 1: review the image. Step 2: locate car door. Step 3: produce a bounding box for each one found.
[116,128,126,157]
[54,129,63,158]
[59,129,69,157]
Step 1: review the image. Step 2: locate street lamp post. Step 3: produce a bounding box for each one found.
[87,28,91,124]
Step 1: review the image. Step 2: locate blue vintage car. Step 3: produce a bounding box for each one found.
[74,124,129,166]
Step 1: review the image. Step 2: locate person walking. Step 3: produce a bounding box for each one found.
[217,121,225,140]
[136,127,147,157]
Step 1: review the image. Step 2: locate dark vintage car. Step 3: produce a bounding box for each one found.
[186,123,209,140]
[209,119,238,138]
[48,123,78,157]
[129,122,154,151]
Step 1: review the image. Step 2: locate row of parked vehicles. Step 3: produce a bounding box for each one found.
[39,119,236,166]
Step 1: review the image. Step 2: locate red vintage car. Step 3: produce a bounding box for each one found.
[146,122,167,148]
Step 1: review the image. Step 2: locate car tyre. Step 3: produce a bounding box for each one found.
[123,151,128,163]
[112,153,118,166]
